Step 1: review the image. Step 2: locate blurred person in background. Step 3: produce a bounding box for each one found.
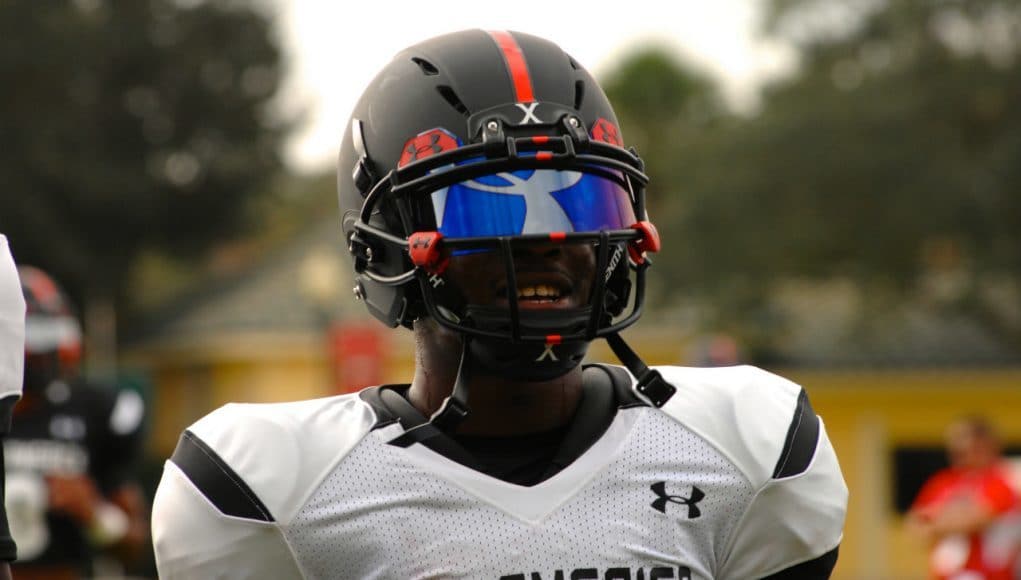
[5,266,148,580]
[0,236,26,580]
[908,416,1021,580]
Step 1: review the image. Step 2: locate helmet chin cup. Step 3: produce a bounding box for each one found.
[470,337,589,382]
[461,305,594,381]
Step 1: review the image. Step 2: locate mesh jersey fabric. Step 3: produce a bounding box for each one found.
[152,364,848,580]
[286,407,750,579]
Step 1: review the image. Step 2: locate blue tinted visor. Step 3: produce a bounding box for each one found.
[430,169,636,238]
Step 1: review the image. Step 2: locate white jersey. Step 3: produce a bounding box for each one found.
[153,365,847,579]
[0,235,24,403]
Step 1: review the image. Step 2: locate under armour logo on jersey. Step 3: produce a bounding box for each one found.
[650,482,705,518]
[515,102,542,124]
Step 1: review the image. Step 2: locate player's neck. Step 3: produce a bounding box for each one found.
[408,325,584,435]
[409,365,584,436]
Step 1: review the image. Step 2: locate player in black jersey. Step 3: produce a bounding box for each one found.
[7,266,148,580]
[0,235,24,580]
[154,30,847,579]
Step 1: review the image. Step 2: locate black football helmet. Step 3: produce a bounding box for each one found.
[19,266,82,392]
[338,30,674,413]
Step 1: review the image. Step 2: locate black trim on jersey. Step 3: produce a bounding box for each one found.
[760,546,839,579]
[591,364,647,410]
[360,385,409,431]
[363,387,482,467]
[0,395,18,435]
[0,444,15,561]
[362,364,647,486]
[170,430,274,522]
[772,389,820,479]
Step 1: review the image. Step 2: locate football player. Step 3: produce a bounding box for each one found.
[153,30,847,579]
[907,417,1020,579]
[5,266,148,579]
[0,235,24,580]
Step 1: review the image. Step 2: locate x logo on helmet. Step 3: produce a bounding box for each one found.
[515,102,542,124]
[536,344,559,362]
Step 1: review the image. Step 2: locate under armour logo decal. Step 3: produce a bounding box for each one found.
[650,482,705,518]
[428,274,444,288]
[409,133,443,156]
[463,170,581,234]
[398,128,460,168]
[515,102,542,124]
[591,118,623,146]
[536,344,558,362]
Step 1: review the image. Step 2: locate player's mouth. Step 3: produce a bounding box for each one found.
[494,277,577,310]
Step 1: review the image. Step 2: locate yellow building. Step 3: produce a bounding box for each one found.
[128,227,1021,579]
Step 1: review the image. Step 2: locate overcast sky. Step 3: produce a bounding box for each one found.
[275,1,795,173]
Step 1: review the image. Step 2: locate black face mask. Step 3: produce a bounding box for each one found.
[23,352,60,394]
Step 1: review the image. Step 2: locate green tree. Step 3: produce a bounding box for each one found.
[676,0,1021,357]
[0,1,287,348]
[596,1,1021,361]
[601,48,726,218]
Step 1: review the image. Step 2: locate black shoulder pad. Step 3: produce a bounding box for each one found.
[170,430,274,522]
[584,363,648,409]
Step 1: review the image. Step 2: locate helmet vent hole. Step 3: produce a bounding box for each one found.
[568,56,579,70]
[411,57,439,76]
[436,85,471,117]
[574,80,585,110]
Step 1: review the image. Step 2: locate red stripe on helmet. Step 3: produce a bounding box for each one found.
[487,30,535,103]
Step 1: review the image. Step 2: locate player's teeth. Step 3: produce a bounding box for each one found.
[517,285,561,299]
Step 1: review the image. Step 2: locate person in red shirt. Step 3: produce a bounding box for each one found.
[908,416,1021,580]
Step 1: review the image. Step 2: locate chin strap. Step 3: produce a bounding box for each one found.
[429,336,472,430]
[387,336,472,448]
[391,332,675,449]
[606,332,676,407]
